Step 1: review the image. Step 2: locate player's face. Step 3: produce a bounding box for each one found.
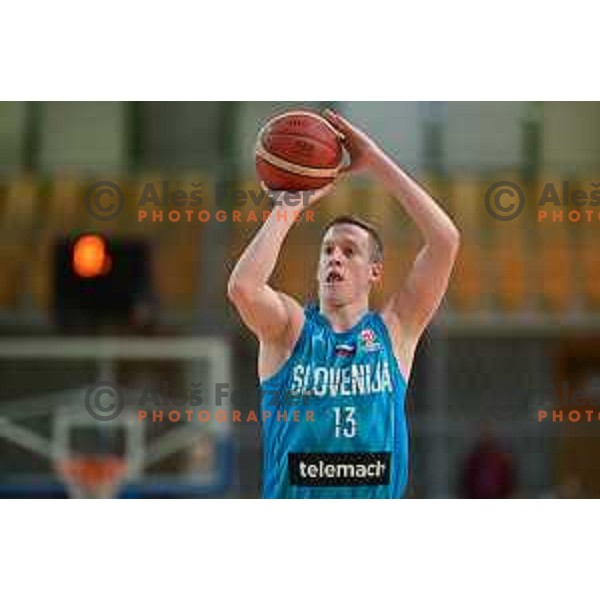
[317,224,382,306]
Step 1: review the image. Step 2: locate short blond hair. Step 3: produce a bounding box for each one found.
[323,215,384,263]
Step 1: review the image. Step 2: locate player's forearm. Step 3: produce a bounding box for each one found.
[369,151,460,249]
[228,205,299,294]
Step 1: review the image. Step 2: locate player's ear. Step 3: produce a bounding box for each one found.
[370,261,383,283]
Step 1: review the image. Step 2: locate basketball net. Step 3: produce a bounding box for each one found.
[58,455,127,499]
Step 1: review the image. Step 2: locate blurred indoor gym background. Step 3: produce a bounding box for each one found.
[0,101,599,497]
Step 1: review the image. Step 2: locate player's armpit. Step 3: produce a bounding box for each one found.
[382,236,459,341]
[227,282,304,344]
[378,310,416,382]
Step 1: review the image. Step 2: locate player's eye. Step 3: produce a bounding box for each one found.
[324,246,333,255]
[344,247,354,258]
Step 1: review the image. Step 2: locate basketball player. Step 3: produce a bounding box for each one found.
[228,109,460,498]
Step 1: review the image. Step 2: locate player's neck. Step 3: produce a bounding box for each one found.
[318,300,370,334]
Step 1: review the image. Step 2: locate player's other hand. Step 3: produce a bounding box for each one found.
[323,109,380,174]
[260,181,336,208]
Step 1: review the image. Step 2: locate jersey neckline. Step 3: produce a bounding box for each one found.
[310,305,373,338]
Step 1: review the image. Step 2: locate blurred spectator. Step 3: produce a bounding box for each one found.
[460,426,515,498]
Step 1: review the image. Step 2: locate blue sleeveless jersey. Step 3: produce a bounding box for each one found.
[260,304,409,499]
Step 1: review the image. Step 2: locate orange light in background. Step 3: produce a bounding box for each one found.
[72,234,112,278]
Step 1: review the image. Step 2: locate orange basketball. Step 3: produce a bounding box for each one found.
[256,111,344,191]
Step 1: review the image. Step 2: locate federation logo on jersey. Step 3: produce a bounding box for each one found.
[359,328,382,352]
[335,343,356,357]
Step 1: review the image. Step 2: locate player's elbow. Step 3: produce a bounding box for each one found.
[449,224,461,250]
[440,222,461,259]
[227,276,247,304]
[227,275,257,306]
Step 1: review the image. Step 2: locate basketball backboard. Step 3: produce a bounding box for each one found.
[0,337,234,498]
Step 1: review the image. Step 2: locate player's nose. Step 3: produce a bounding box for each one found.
[327,256,343,268]
[329,246,345,262]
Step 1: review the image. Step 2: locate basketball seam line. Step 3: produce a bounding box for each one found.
[256,140,342,179]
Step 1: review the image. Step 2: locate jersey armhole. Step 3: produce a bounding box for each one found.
[259,311,310,387]
[373,312,409,388]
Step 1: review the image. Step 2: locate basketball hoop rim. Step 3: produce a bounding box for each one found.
[57,455,127,499]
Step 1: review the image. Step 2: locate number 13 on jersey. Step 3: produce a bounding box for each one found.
[333,406,357,438]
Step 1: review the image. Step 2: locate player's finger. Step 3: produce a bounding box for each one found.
[260,181,269,193]
[335,149,355,175]
[310,182,335,202]
[338,161,358,176]
[323,109,349,137]
[320,182,336,195]
[330,111,355,133]
[322,108,337,123]
[260,181,284,198]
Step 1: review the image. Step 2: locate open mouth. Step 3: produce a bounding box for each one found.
[325,271,344,284]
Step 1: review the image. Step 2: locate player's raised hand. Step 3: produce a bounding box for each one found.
[322,109,381,174]
[260,181,336,208]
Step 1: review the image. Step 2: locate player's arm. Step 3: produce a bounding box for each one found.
[324,109,460,340]
[227,186,333,342]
